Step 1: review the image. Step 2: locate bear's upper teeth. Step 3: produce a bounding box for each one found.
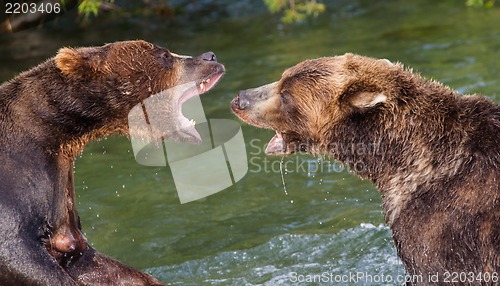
[198,78,211,93]
[190,119,196,126]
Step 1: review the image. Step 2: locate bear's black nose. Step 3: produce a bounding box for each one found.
[236,91,251,110]
[199,52,217,62]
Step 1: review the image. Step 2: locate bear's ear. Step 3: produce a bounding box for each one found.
[54,47,104,77]
[346,91,387,110]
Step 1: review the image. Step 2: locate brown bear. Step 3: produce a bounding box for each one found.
[0,40,224,285]
[231,54,499,285]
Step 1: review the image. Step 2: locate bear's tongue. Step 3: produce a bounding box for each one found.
[265,131,287,155]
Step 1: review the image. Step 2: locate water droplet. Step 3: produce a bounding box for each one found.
[279,157,288,196]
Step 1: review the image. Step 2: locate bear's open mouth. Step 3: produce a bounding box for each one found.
[266,131,288,155]
[265,131,304,156]
[176,71,224,142]
[230,95,303,155]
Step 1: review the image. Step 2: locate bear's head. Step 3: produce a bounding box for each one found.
[54,40,224,144]
[231,54,401,156]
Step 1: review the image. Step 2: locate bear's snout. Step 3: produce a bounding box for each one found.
[233,91,251,110]
[232,82,277,111]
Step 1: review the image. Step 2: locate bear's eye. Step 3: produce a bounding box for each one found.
[159,51,174,68]
[161,51,172,60]
[280,92,290,103]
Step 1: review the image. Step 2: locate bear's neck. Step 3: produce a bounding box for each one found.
[0,60,130,158]
[327,81,471,226]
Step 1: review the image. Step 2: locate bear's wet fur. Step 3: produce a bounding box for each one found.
[232,53,499,285]
[0,40,224,285]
